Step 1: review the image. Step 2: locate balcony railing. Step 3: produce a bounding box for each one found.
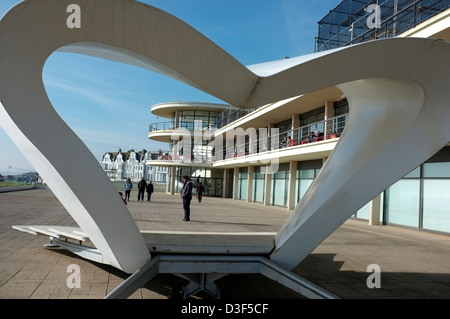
[218,113,348,160]
[151,113,349,163]
[149,122,175,133]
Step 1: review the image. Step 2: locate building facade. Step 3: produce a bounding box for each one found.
[147,0,450,234]
[101,148,168,183]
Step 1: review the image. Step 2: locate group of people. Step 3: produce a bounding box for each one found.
[281,130,325,148]
[118,175,204,223]
[280,136,295,148]
[120,177,154,204]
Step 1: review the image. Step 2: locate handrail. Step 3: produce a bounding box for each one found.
[153,113,349,162]
[220,113,349,160]
[149,121,174,133]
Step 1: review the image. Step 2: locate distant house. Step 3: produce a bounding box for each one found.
[0,174,4,182]
[100,148,168,183]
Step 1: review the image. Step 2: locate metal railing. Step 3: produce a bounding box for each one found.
[316,0,449,52]
[149,106,264,134]
[215,106,262,129]
[161,113,349,163]
[149,122,174,133]
[219,113,348,160]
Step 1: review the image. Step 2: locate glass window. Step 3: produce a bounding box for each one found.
[300,107,325,126]
[297,179,313,203]
[299,169,315,179]
[252,167,265,203]
[334,98,349,116]
[423,162,450,178]
[404,167,421,178]
[253,178,265,203]
[296,161,322,203]
[272,178,287,207]
[385,180,420,228]
[238,168,248,201]
[271,164,289,207]
[422,180,450,233]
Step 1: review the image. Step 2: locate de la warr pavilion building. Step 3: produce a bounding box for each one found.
[147,0,450,235]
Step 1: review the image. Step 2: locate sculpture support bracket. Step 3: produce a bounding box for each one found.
[104,255,340,299]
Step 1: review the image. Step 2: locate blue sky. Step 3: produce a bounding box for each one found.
[0,0,342,175]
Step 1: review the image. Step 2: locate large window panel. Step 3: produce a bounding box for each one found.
[252,169,265,203]
[423,162,450,178]
[238,168,248,201]
[422,179,450,233]
[271,164,289,207]
[385,180,420,228]
[272,178,287,207]
[297,179,313,203]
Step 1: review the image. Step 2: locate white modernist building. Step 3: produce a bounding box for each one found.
[1,0,449,299]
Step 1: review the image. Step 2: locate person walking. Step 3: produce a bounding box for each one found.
[124,178,133,202]
[196,181,204,203]
[181,175,193,221]
[137,177,147,201]
[146,180,154,201]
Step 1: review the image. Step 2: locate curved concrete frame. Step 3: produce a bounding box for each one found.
[1,0,450,275]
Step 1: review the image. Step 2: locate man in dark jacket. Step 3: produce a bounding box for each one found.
[181,175,193,221]
[137,177,147,201]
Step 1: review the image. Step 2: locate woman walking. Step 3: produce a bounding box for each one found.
[124,178,133,202]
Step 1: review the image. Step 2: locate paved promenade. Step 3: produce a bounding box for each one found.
[1,187,450,299]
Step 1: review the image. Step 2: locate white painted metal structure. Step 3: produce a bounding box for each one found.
[1,0,449,298]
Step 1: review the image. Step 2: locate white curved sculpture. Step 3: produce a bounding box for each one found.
[1,0,449,280]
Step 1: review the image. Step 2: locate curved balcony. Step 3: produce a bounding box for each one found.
[213,113,348,168]
[148,121,175,142]
[148,121,217,142]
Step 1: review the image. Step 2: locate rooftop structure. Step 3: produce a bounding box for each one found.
[316,0,450,52]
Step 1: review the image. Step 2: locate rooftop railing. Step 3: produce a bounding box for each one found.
[316,0,449,52]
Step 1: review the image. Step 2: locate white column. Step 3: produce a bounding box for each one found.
[222,169,228,198]
[247,166,254,203]
[233,167,239,200]
[369,194,382,225]
[264,164,272,206]
[287,161,297,210]
[324,100,334,139]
